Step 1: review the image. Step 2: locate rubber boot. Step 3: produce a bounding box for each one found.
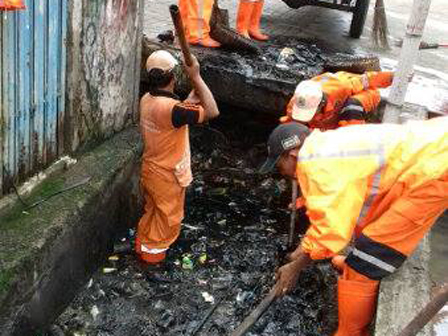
[249,0,269,41]
[334,278,379,336]
[236,0,253,39]
[135,237,167,264]
[196,36,221,48]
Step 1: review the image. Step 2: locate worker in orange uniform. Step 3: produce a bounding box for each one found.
[280,71,394,130]
[236,0,269,41]
[137,50,219,264]
[259,119,448,336]
[178,0,221,48]
[0,0,25,9]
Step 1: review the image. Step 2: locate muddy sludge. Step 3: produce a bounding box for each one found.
[51,108,337,336]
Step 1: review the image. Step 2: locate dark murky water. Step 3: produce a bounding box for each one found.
[52,109,337,336]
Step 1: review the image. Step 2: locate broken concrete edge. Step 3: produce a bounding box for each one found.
[374,235,433,336]
[0,127,143,336]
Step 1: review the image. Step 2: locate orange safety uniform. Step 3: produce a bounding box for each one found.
[282,71,394,130]
[178,0,220,47]
[137,90,205,263]
[0,0,25,9]
[296,117,448,335]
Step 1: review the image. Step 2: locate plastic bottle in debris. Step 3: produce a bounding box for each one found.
[182,254,194,270]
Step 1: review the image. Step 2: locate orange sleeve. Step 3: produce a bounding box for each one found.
[171,102,205,127]
[364,71,394,89]
[350,89,381,113]
[297,163,369,260]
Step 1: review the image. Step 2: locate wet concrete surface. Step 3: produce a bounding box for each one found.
[51,110,338,336]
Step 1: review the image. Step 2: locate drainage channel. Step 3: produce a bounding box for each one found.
[47,107,338,336]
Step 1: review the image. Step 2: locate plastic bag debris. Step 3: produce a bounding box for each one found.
[90,305,99,321]
[202,292,215,304]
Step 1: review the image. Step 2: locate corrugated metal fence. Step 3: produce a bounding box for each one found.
[0,0,67,196]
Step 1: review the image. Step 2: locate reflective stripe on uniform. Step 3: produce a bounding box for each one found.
[340,104,365,114]
[356,142,386,226]
[361,74,369,90]
[300,147,383,162]
[351,248,396,273]
[141,245,168,254]
[346,234,407,280]
[198,0,204,42]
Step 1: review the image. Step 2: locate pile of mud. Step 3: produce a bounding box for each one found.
[51,110,337,336]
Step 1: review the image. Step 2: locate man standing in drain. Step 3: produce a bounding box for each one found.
[280,70,394,130]
[259,119,448,336]
[136,50,219,264]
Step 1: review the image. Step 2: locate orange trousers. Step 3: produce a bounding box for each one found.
[179,0,215,44]
[136,171,186,256]
[335,174,448,335]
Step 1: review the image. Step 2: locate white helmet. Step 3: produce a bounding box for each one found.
[291,80,324,122]
[146,50,178,72]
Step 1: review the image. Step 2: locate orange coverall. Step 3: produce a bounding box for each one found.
[296,117,448,335]
[283,71,394,130]
[179,0,215,45]
[0,0,25,9]
[137,91,205,263]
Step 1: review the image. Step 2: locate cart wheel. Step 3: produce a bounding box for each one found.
[349,0,370,38]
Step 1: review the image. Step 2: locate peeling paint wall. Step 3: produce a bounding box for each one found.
[64,0,143,152]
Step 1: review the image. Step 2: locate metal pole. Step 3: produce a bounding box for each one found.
[398,282,448,336]
[288,179,298,250]
[382,0,432,124]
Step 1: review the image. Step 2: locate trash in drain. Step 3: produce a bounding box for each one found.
[52,111,337,336]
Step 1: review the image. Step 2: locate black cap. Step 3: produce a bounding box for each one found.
[259,122,310,174]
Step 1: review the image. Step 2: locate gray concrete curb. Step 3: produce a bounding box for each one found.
[0,127,142,336]
[375,236,433,336]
